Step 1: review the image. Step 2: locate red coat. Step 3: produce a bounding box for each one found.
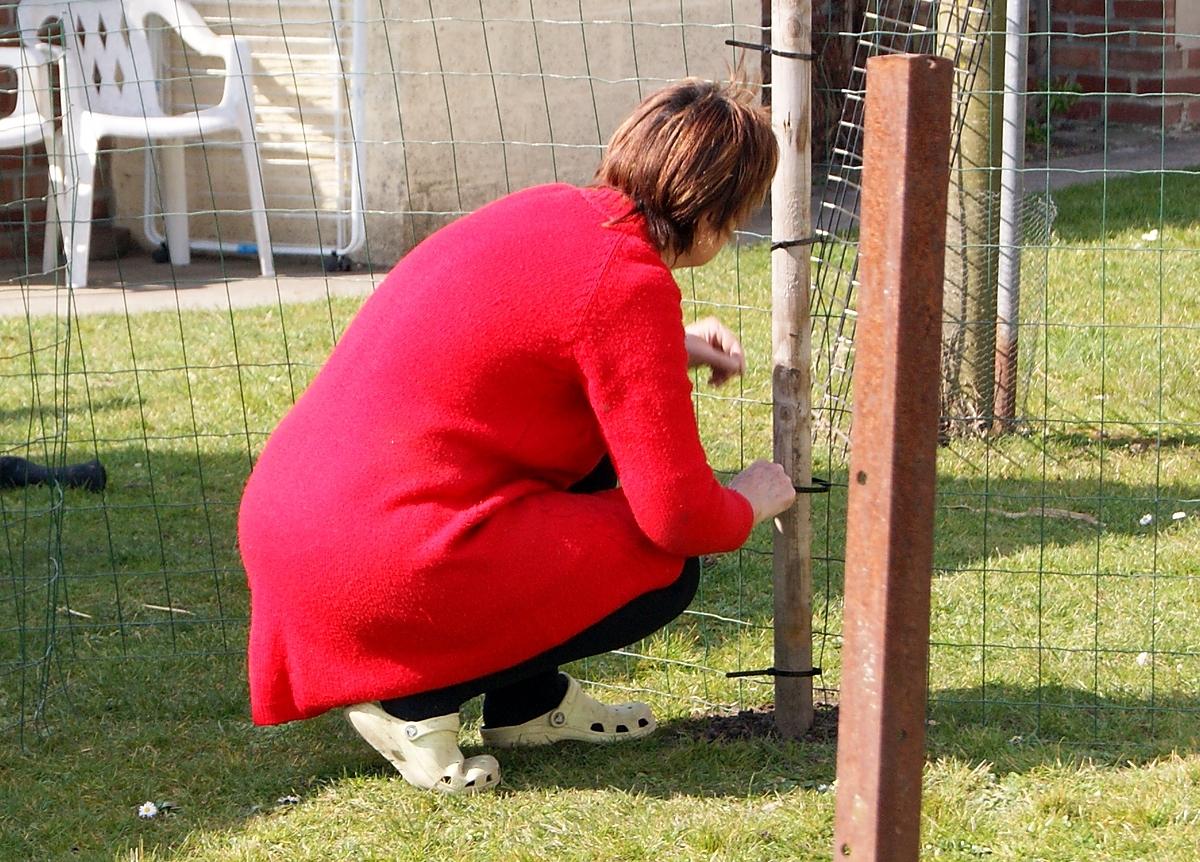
[238,184,754,725]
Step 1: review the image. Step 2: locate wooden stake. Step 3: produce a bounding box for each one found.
[771,0,814,738]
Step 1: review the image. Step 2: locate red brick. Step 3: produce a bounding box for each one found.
[1133,76,1167,93]
[1052,43,1107,69]
[1057,0,1109,14]
[0,199,47,224]
[1114,0,1169,19]
[1056,18,1111,36]
[1163,75,1200,95]
[1107,98,1184,124]
[0,178,49,200]
[1109,47,1181,71]
[1066,96,1104,119]
[1075,73,1133,92]
[1131,28,1172,49]
[0,219,49,259]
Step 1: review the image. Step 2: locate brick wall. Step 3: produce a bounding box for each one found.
[1049,0,1199,127]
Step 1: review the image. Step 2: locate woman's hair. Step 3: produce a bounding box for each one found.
[594,77,778,258]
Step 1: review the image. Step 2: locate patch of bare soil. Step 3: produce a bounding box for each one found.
[676,702,840,743]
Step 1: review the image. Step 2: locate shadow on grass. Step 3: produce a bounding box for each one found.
[799,460,1199,606]
[6,441,1198,710]
[0,394,151,428]
[3,438,1200,856]
[339,703,840,798]
[928,682,1200,769]
[1041,429,1200,450]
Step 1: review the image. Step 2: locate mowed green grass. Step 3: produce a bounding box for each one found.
[2,168,1200,860]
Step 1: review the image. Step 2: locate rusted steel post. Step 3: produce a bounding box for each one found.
[831,54,953,862]
[771,0,814,738]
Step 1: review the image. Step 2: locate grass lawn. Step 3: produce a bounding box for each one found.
[2,167,1200,860]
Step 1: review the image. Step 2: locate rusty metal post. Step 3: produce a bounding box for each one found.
[831,54,952,862]
[771,0,814,738]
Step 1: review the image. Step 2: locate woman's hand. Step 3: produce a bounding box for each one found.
[685,316,745,387]
[728,460,797,526]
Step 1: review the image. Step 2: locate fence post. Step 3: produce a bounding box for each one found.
[938,0,1002,429]
[831,53,952,862]
[771,0,815,738]
[994,0,1030,426]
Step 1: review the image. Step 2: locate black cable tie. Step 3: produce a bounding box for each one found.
[724,38,817,61]
[771,236,817,251]
[793,476,832,494]
[726,666,823,679]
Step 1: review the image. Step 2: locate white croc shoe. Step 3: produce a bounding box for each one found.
[480,675,656,748]
[345,702,501,794]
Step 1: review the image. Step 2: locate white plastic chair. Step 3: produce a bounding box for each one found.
[0,44,59,275]
[16,0,274,288]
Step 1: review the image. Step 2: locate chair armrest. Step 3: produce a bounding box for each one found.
[127,0,254,112]
[0,46,28,68]
[0,45,52,120]
[132,0,233,60]
[0,44,51,72]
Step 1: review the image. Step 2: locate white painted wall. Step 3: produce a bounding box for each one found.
[111,0,761,267]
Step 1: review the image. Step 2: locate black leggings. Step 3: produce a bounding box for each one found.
[381,458,699,723]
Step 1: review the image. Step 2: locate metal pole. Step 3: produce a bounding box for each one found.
[771,0,814,738]
[762,0,772,107]
[994,0,1029,425]
[831,53,952,862]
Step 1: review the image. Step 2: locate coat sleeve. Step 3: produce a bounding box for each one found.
[570,237,755,557]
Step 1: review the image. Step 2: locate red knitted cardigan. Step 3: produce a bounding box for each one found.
[238,183,754,725]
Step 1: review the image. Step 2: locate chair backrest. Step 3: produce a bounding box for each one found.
[16,0,227,118]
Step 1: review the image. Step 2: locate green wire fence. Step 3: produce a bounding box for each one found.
[1,0,1198,758]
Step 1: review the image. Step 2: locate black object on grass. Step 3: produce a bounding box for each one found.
[0,456,107,492]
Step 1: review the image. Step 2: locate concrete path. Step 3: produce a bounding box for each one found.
[0,256,385,319]
[1022,133,1200,191]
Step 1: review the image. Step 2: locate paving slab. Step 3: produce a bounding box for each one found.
[1022,133,1200,191]
[0,256,383,319]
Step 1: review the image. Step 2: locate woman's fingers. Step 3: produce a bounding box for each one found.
[685,318,746,386]
[728,460,797,525]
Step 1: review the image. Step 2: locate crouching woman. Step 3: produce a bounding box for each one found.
[238,77,796,794]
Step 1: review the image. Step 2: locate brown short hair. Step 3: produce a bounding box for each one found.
[594,78,778,257]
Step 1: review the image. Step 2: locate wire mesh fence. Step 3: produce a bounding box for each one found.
[0,0,785,742]
[809,0,1200,748]
[0,300,70,745]
[0,0,1198,757]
